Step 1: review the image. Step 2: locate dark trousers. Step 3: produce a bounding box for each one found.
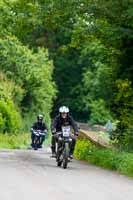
[31,132,45,145]
[51,134,76,154]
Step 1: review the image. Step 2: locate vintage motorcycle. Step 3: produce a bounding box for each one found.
[56,126,72,169]
[32,130,46,150]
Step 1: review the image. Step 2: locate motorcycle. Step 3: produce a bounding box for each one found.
[32,130,46,150]
[56,126,72,169]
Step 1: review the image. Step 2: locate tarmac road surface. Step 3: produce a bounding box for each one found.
[0,148,132,200]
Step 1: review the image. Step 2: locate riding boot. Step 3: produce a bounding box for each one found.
[70,137,76,155]
[40,135,45,146]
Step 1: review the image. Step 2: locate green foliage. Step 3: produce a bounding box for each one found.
[0,1,57,133]
[0,0,133,150]
[117,153,133,177]
[113,79,133,129]
[0,0,13,36]
[111,79,133,148]
[0,72,24,107]
[74,139,94,160]
[0,133,30,149]
[90,99,112,124]
[75,139,133,177]
[0,132,50,149]
[69,0,133,145]
[0,73,22,133]
[0,37,56,132]
[0,100,21,133]
[115,129,133,152]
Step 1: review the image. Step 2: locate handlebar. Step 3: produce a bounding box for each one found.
[53,132,78,139]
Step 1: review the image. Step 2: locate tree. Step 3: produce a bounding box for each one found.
[0,37,56,131]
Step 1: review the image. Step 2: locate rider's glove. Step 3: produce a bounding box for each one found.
[30,128,33,132]
[74,132,78,136]
[52,128,56,135]
[74,132,78,139]
[44,129,48,134]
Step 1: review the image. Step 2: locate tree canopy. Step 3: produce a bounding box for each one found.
[0,0,133,145]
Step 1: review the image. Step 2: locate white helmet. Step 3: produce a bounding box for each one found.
[59,106,69,113]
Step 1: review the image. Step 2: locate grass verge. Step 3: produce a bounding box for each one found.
[0,133,30,149]
[74,139,133,178]
[0,133,50,149]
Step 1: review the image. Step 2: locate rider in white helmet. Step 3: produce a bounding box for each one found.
[59,106,69,114]
[51,106,78,158]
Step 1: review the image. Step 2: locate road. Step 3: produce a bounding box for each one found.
[0,148,132,200]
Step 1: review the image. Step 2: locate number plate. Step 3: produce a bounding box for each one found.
[62,126,71,137]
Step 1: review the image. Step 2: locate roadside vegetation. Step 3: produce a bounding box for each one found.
[0,133,30,149]
[75,140,133,178]
[0,133,50,149]
[0,0,133,174]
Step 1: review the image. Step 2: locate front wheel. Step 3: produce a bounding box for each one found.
[57,160,62,167]
[63,158,68,169]
[56,145,63,167]
[34,136,39,150]
[63,143,69,169]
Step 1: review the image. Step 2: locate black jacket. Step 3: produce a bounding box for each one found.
[32,121,48,132]
[51,115,78,134]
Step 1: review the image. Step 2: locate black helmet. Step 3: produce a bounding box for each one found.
[37,114,43,121]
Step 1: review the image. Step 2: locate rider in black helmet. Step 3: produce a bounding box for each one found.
[51,106,78,158]
[31,114,48,148]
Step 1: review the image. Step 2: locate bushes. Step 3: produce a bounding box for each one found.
[87,149,117,170]
[0,133,30,149]
[74,140,93,160]
[0,37,56,114]
[0,37,56,133]
[89,99,113,125]
[0,73,22,133]
[0,100,21,133]
[117,153,133,177]
[0,132,50,149]
[74,139,133,177]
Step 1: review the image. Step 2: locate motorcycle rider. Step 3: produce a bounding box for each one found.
[51,106,78,159]
[31,114,48,148]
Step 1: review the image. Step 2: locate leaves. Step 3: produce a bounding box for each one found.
[0,0,133,144]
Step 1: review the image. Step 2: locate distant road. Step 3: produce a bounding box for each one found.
[0,149,132,200]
